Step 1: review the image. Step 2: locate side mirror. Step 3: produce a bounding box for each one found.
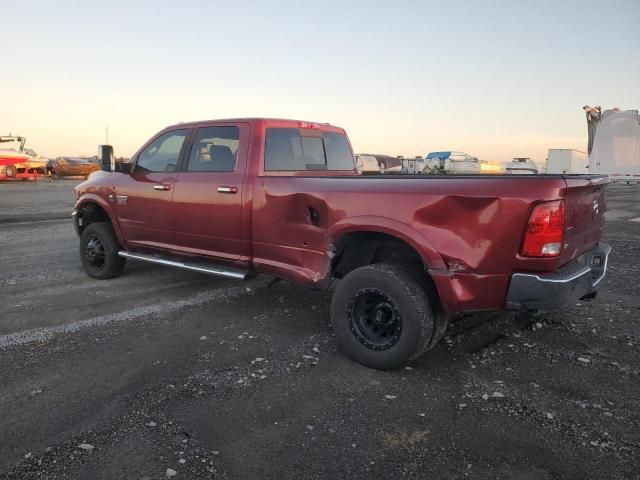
[99,145,115,172]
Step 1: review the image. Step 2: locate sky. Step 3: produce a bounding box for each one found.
[2,0,639,162]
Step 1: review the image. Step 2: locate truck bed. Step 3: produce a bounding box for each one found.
[251,172,608,313]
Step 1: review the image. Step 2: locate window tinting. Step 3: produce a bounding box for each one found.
[137,129,188,173]
[187,126,239,172]
[264,128,354,171]
[324,132,355,170]
[296,136,326,170]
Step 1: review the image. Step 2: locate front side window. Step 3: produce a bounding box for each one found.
[264,128,354,171]
[187,126,239,172]
[137,129,189,173]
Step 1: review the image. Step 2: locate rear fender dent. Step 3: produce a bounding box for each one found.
[328,216,448,271]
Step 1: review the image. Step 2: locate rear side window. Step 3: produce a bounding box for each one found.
[264,128,354,171]
[187,126,239,172]
[324,132,355,170]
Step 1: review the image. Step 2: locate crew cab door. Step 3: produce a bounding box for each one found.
[170,123,250,262]
[114,128,191,250]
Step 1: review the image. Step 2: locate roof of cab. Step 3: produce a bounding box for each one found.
[163,117,346,134]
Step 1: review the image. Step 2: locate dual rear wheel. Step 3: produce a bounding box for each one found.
[331,263,445,369]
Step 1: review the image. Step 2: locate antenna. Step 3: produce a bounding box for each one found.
[105,124,110,144]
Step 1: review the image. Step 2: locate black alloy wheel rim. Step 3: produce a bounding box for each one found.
[347,288,402,350]
[85,234,106,270]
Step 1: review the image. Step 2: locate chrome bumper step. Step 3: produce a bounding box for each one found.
[117,251,250,280]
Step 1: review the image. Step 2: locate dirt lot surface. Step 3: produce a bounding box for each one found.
[0,180,639,479]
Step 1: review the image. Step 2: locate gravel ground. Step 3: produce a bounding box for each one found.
[0,181,638,479]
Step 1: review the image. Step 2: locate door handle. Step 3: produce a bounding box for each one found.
[153,184,171,191]
[217,186,238,194]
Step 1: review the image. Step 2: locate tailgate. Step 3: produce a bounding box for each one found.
[561,176,609,263]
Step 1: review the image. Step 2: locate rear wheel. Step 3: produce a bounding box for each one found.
[330,263,443,369]
[80,222,126,279]
[5,165,16,178]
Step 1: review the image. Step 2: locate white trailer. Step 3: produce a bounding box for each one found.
[547,149,589,174]
[588,109,640,183]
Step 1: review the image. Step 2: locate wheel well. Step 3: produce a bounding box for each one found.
[331,231,425,279]
[330,231,447,342]
[77,202,110,234]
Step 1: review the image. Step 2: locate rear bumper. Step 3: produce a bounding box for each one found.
[505,243,611,310]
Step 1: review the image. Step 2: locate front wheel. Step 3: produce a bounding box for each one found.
[79,222,126,279]
[330,263,442,369]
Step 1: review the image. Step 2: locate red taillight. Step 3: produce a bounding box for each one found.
[298,121,319,129]
[521,200,565,257]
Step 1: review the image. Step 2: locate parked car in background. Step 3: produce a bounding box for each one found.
[73,118,611,369]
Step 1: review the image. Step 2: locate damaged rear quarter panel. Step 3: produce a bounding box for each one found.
[251,175,567,311]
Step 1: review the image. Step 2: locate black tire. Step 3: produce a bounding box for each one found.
[330,263,442,369]
[79,222,126,279]
[5,165,16,178]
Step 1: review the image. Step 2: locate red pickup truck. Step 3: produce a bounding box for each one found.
[73,118,611,369]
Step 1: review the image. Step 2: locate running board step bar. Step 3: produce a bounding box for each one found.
[117,251,250,280]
